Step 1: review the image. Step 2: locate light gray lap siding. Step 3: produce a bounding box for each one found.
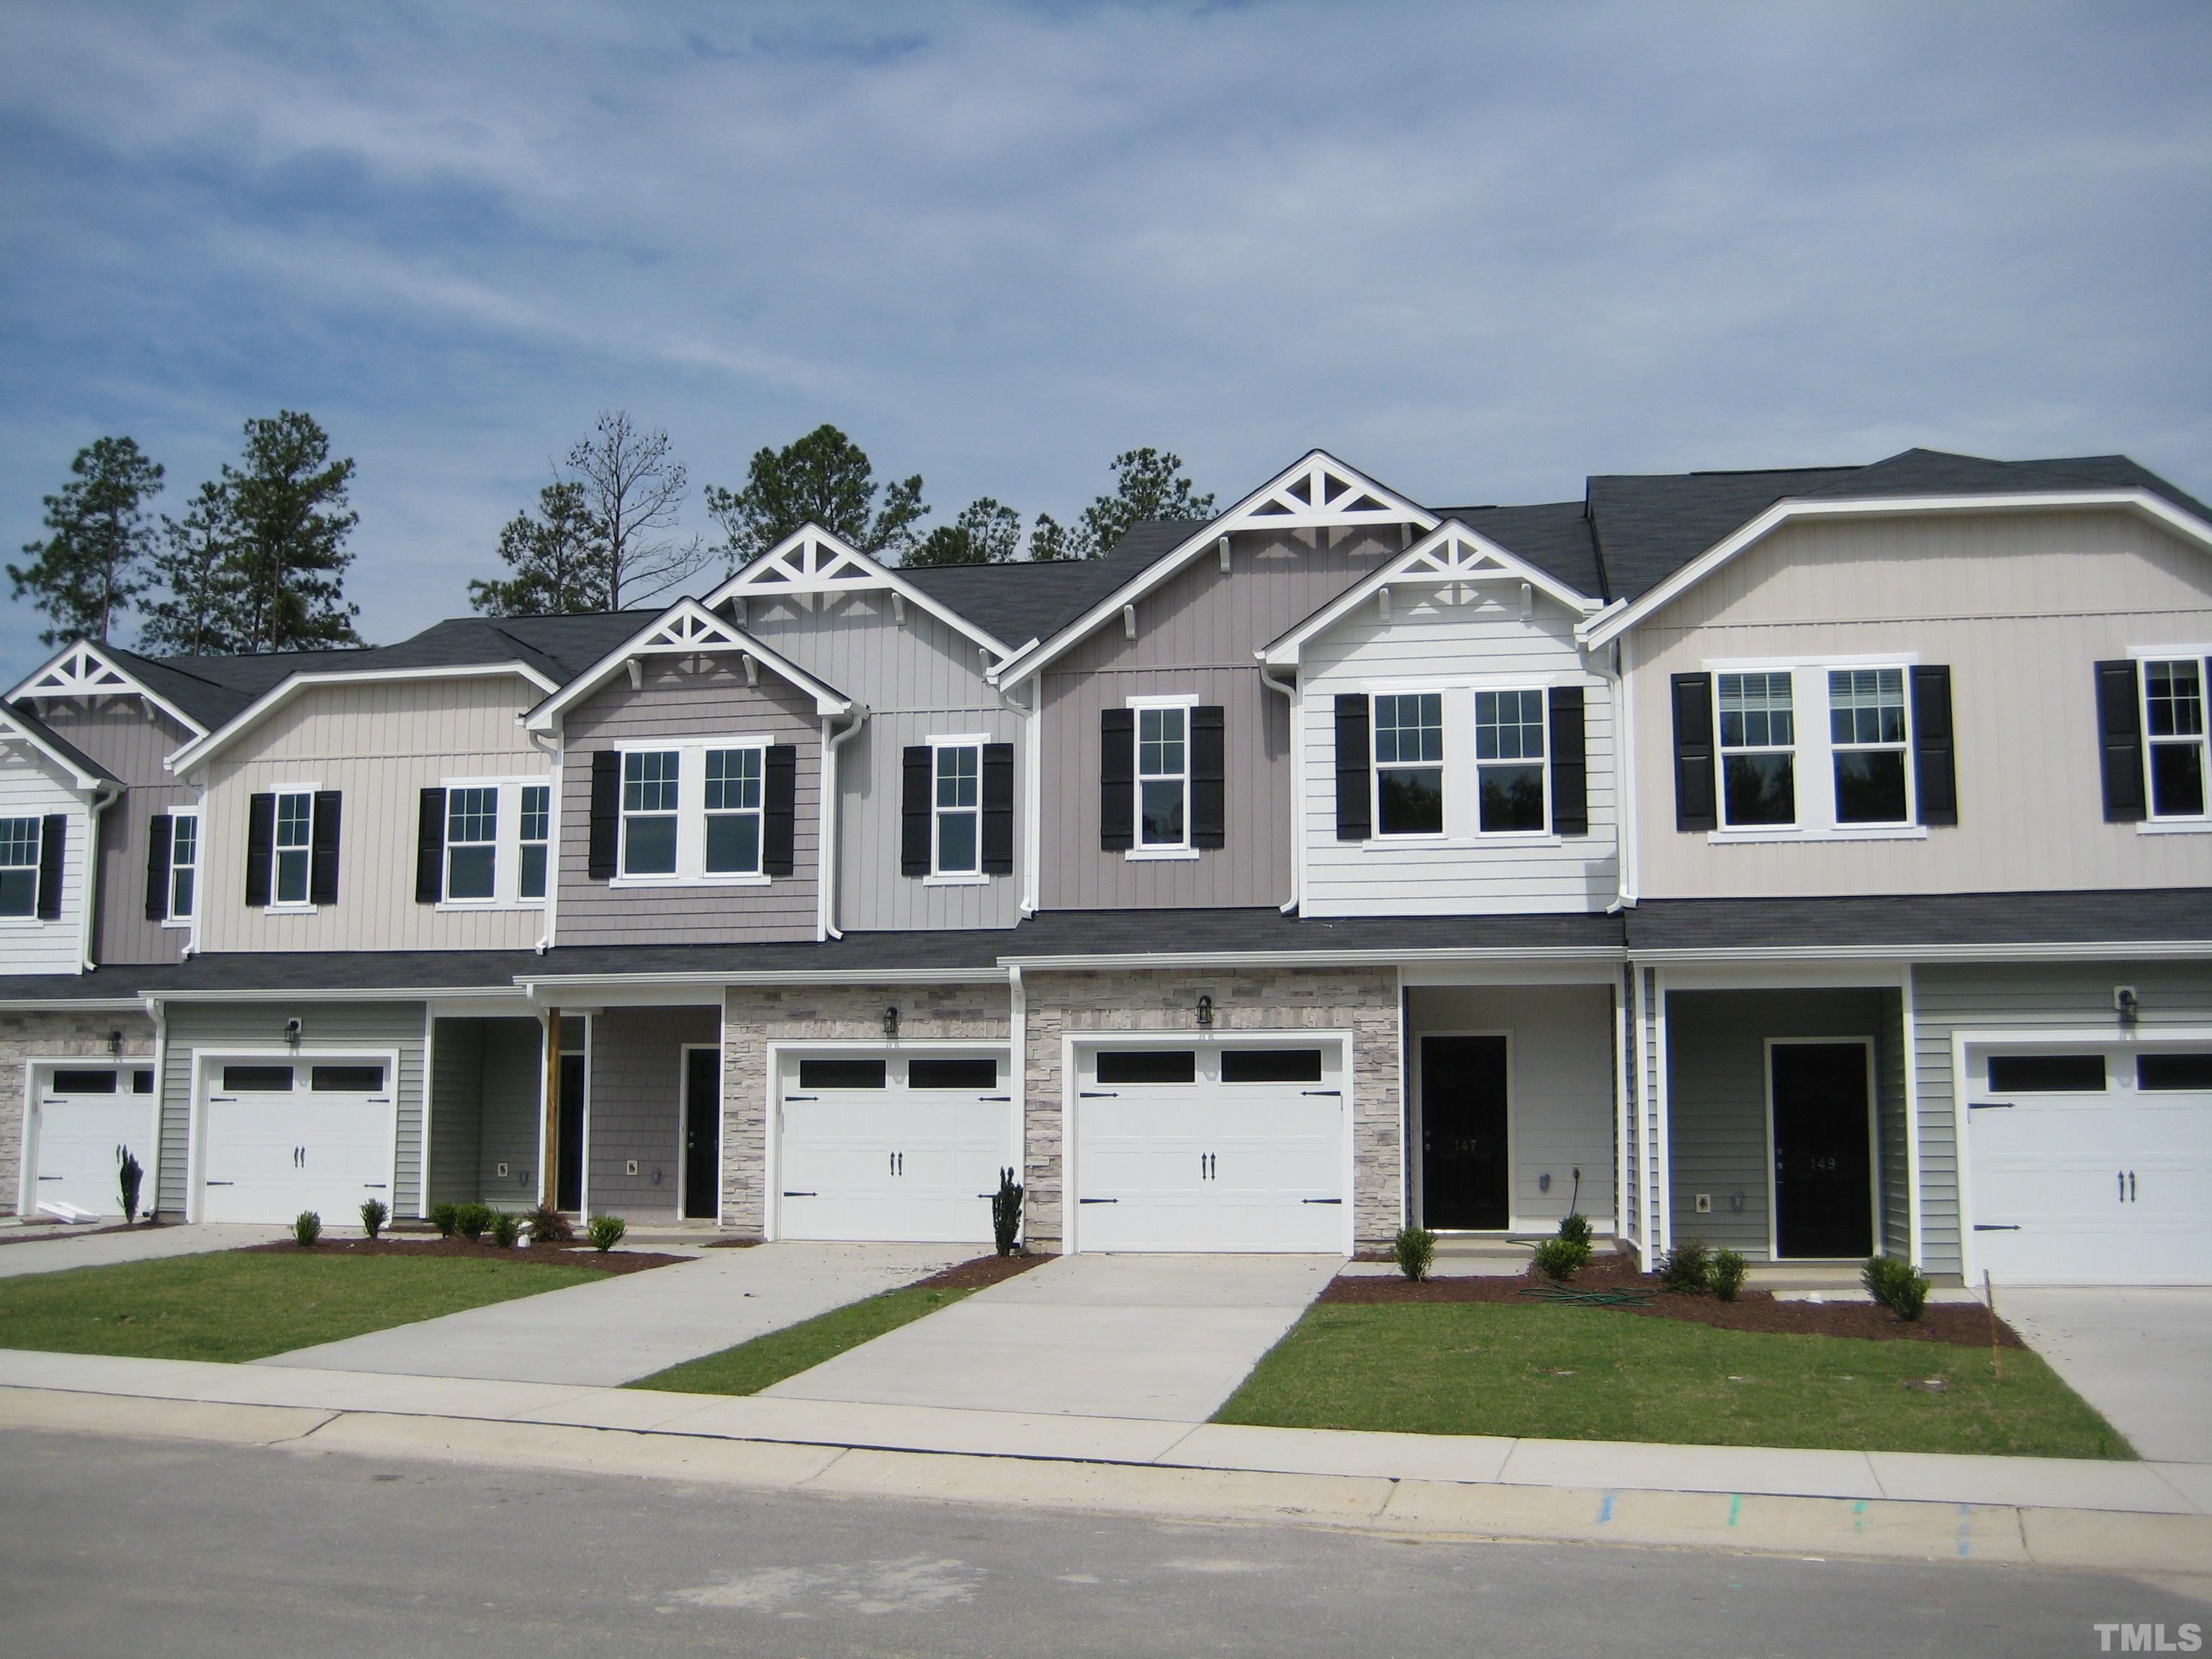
[479,1017,542,1210]
[427,1017,483,1209]
[557,660,820,945]
[33,701,196,966]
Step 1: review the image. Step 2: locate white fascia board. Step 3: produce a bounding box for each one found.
[994,450,1440,691]
[1580,489,2212,651]
[707,523,1015,662]
[1629,939,2212,966]
[0,710,112,794]
[0,997,145,1012]
[997,945,1625,971]
[516,967,1009,997]
[9,639,207,738]
[1261,519,1602,667]
[521,598,853,732]
[150,985,522,1003]
[168,662,561,773]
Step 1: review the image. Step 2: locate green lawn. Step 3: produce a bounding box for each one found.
[0,1251,608,1364]
[632,1280,981,1395]
[1215,1303,2131,1460]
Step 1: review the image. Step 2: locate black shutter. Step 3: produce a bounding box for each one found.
[763,744,797,876]
[1671,673,1716,832]
[587,749,621,880]
[244,792,276,907]
[1910,666,1957,827]
[1190,705,1226,849]
[1549,685,1588,836]
[144,812,174,922]
[1100,709,1135,850]
[35,814,63,920]
[2095,660,2146,823]
[981,742,1015,875]
[309,791,341,905]
[1334,694,1371,841]
[901,746,932,876]
[416,787,447,903]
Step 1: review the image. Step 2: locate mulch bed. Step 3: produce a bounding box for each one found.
[914,1253,1050,1293]
[1326,1254,2026,1349]
[0,1220,170,1247]
[705,1236,765,1249]
[240,1237,691,1276]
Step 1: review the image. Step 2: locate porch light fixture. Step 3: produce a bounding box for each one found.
[284,1017,302,1051]
[2116,986,2140,1029]
[106,1029,122,1057]
[1195,994,1214,1028]
[883,1005,899,1041]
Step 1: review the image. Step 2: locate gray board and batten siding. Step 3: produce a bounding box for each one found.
[729,587,1025,932]
[557,657,820,946]
[156,999,427,1218]
[1040,523,1401,912]
[31,699,198,966]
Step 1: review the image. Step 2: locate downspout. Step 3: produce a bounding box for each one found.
[80,783,119,971]
[1007,962,1027,1236]
[1259,661,1299,914]
[1004,677,1042,918]
[819,709,866,940]
[1605,631,1638,915]
[528,727,562,952]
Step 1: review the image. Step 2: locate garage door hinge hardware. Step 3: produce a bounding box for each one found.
[783,1094,816,1102]
[981,1094,1010,1102]
[1973,1223,2020,1231]
[1079,1090,1117,1098]
[782,1190,817,1197]
[1079,1197,1118,1204]
[1302,1089,1341,1097]
[1966,1100,2013,1110]
[1303,1198,1342,1205]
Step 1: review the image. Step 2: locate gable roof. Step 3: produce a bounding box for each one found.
[521,598,853,731]
[899,521,1202,652]
[0,698,117,791]
[707,525,1015,660]
[1434,501,1605,599]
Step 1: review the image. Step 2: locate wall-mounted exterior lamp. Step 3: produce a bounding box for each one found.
[284,1017,302,1050]
[2116,986,2140,1029]
[106,1029,123,1057]
[883,1005,900,1041]
[1195,994,1214,1028]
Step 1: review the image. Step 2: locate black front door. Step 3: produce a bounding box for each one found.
[1421,1035,1510,1230]
[683,1048,720,1220]
[557,1051,586,1213]
[1771,1042,1874,1259]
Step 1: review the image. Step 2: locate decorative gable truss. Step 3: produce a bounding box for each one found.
[1262,521,1602,668]
[523,598,853,732]
[10,640,202,736]
[0,706,112,794]
[1232,452,1439,537]
[705,523,1014,660]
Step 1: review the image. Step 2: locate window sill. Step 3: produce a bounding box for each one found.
[922,872,992,887]
[1124,847,1201,862]
[0,915,48,927]
[610,874,772,889]
[436,900,549,912]
[2138,819,2212,835]
[262,903,319,915]
[161,918,194,930]
[1707,825,1928,844]
[1360,833,1563,849]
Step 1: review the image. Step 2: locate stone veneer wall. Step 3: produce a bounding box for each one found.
[720,983,1012,1236]
[1021,966,1403,1251]
[0,1007,157,1215]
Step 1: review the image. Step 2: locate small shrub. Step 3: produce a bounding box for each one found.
[117,1147,144,1225]
[454,1202,495,1241]
[359,1197,388,1240]
[1532,1236,1591,1283]
[1657,1238,1712,1294]
[991,1167,1023,1257]
[491,1211,521,1248]
[292,1210,322,1248]
[523,1203,571,1244]
[1557,1212,1593,1250]
[1863,1255,1931,1322]
[429,1202,459,1239]
[1391,1226,1437,1282]
[587,1213,626,1252]
[1709,1247,1748,1302]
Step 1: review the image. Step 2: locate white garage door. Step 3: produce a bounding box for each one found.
[29,1064,156,1217]
[200,1058,395,1225]
[777,1052,1013,1243]
[1966,1045,2212,1286]
[1074,1042,1347,1253]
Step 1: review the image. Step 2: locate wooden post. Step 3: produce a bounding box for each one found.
[541,1007,562,1210]
[1984,1269,2001,1381]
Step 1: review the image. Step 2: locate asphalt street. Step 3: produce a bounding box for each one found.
[0,1426,2203,1658]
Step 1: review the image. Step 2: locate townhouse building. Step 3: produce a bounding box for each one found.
[0,445,2203,1290]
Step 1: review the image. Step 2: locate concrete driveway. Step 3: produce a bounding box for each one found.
[2000,1287,2212,1462]
[257,1242,963,1387]
[766,1252,1339,1422]
[0,1223,287,1279]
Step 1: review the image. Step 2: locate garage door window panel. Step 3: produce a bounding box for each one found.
[1220,1048,1325,1084]
[51,1069,117,1094]
[0,817,40,917]
[1717,673,1796,827]
[1474,689,1546,834]
[1374,693,1444,836]
[221,1065,295,1092]
[311,1064,385,1092]
[1095,1049,1198,1085]
[1987,1053,2108,1093]
[2144,660,2208,820]
[798,1058,886,1091]
[2137,1052,2212,1091]
[909,1058,997,1089]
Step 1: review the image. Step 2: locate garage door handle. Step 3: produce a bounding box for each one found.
[782,1190,817,1197]
[1967,1101,2013,1110]
[1079,1091,1118,1098]
[1973,1223,2020,1231]
[1302,1198,1343,1205]
[1078,1197,1118,1204]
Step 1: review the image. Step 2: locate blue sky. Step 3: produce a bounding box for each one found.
[3,1,2208,678]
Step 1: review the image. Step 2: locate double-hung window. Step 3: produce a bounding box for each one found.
[1474,689,1545,832]
[1717,673,1796,827]
[934,743,981,875]
[445,787,499,900]
[518,786,549,899]
[435,779,552,907]
[621,750,681,876]
[1828,668,1910,824]
[166,809,199,922]
[1373,693,1444,836]
[2143,658,2208,819]
[0,818,37,917]
[703,747,763,876]
[1136,706,1189,849]
[272,789,314,904]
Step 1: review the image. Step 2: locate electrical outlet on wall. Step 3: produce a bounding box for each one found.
[496,1162,508,1178]
[1694,1193,1712,1214]
[626,1159,639,1177]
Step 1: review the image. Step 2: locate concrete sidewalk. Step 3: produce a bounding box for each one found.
[767,1252,1338,1420]
[0,1223,287,1278]
[257,1242,963,1386]
[2,1346,2208,1580]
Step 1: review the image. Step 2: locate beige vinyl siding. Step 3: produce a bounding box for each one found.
[1040,525,1399,912]
[0,755,91,975]
[1908,961,2212,1280]
[194,674,551,953]
[1302,590,1617,915]
[588,1005,715,1219]
[556,660,820,945]
[156,999,426,1217]
[33,700,196,966]
[734,591,1022,932]
[1632,509,2212,898]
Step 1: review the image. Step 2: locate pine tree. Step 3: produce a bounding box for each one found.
[907,498,1022,567]
[224,411,362,651]
[9,436,164,644]
[468,481,601,615]
[1072,449,1214,559]
[707,424,928,567]
[138,480,254,657]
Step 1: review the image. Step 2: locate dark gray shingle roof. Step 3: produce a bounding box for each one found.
[1,698,117,785]
[1627,890,2212,953]
[1435,501,1604,598]
[899,521,1210,650]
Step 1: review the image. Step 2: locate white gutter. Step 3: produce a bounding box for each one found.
[1007,962,1027,1196]
[998,945,1625,972]
[0,997,145,1012]
[1606,632,1637,914]
[80,784,120,971]
[819,709,868,940]
[1629,940,2212,965]
[516,967,1011,996]
[1258,661,1300,914]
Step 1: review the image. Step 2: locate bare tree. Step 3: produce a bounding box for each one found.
[566,410,706,609]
